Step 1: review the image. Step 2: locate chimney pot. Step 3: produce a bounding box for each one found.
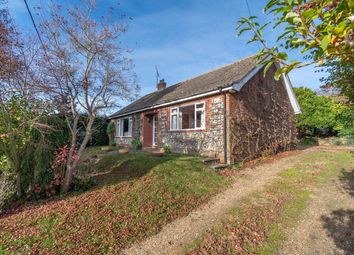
[157,79,167,91]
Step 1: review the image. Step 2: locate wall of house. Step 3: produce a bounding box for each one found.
[127,95,223,157]
[157,94,226,160]
[228,64,297,162]
[114,113,141,146]
[113,95,225,159]
[113,64,297,162]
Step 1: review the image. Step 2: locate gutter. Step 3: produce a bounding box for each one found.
[109,56,300,119]
[109,86,235,119]
[219,87,228,164]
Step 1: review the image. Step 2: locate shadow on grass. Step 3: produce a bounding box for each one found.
[339,168,354,197]
[320,169,354,255]
[90,152,179,187]
[0,152,185,218]
[321,209,354,255]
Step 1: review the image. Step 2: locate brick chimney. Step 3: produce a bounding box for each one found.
[157,79,167,91]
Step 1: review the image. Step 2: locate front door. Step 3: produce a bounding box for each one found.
[152,115,158,146]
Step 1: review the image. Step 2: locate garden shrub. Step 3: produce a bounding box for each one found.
[162,144,171,153]
[298,137,319,146]
[91,116,109,146]
[78,114,109,146]
[294,87,354,139]
[131,139,142,150]
[0,172,15,213]
[107,121,116,146]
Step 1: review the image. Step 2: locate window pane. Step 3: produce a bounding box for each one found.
[123,119,129,132]
[116,120,120,137]
[196,110,204,128]
[123,119,129,136]
[179,105,195,129]
[171,114,177,129]
[119,119,123,136]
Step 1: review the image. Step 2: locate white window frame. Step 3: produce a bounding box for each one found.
[116,116,132,137]
[152,115,158,146]
[170,108,178,131]
[170,102,205,131]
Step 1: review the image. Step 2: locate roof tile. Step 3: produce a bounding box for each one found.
[111,54,259,117]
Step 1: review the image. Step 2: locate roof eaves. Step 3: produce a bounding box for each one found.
[232,56,270,91]
[108,85,235,119]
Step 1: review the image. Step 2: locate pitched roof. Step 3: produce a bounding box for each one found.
[110,55,260,118]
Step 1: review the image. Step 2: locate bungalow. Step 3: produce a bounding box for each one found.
[109,55,301,163]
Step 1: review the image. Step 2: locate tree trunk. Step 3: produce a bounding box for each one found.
[60,115,95,193]
[61,113,79,193]
[16,171,22,197]
[60,165,74,193]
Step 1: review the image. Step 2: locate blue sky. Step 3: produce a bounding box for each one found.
[8,0,324,99]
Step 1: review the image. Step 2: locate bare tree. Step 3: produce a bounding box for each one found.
[37,0,139,192]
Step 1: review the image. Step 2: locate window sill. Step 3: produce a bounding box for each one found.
[169,128,206,132]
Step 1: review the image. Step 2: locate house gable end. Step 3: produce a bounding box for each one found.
[232,60,301,115]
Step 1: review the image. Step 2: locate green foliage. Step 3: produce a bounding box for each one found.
[333,103,354,137]
[236,0,354,79]
[19,115,70,197]
[131,139,142,150]
[0,171,15,212]
[0,96,71,200]
[162,144,171,154]
[0,96,48,196]
[30,115,70,188]
[78,115,109,146]
[294,87,337,135]
[319,60,354,103]
[0,154,9,173]
[0,96,39,148]
[106,121,116,146]
[294,87,354,137]
[298,137,319,146]
[70,176,96,192]
[106,121,115,135]
[91,116,109,146]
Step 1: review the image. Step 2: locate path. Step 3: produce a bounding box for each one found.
[121,147,338,255]
[279,158,354,255]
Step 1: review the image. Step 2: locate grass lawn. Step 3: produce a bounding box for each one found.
[0,147,230,255]
[185,151,354,255]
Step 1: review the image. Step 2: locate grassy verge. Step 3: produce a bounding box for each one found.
[0,149,230,255]
[185,151,353,255]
